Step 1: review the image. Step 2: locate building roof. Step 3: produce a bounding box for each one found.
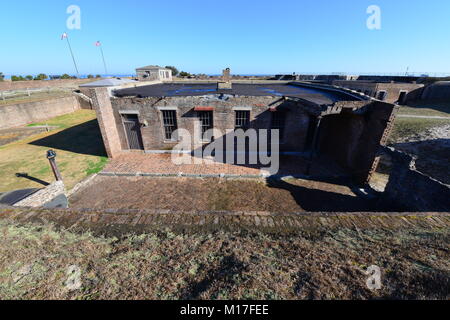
[136,65,170,71]
[113,83,363,105]
[79,78,138,88]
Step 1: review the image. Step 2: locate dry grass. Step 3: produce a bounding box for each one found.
[0,110,107,192]
[0,219,448,300]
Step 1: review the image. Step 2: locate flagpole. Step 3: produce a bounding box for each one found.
[99,44,108,76]
[64,34,80,77]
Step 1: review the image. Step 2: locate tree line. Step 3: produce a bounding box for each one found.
[0,73,102,81]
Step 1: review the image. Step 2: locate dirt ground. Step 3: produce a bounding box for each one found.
[0,218,448,300]
[69,176,379,213]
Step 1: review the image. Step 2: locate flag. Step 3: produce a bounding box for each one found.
[61,32,68,40]
[95,41,101,47]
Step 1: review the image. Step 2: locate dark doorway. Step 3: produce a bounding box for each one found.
[398,91,408,104]
[121,114,144,150]
[304,115,319,151]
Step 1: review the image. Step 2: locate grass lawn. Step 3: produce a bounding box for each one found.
[398,101,450,117]
[0,91,72,107]
[388,117,450,143]
[0,219,448,300]
[0,110,107,192]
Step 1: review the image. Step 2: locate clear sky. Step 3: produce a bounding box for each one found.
[1,0,450,76]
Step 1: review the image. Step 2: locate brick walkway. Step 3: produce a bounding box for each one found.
[1,207,449,237]
[102,153,346,177]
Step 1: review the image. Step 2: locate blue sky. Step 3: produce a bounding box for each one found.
[1,0,449,76]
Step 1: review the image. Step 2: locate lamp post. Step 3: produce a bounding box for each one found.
[47,150,63,181]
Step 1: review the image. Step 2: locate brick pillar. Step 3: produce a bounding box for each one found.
[89,88,122,158]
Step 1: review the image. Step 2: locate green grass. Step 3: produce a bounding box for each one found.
[399,101,450,117]
[0,110,108,192]
[85,157,108,175]
[389,117,450,143]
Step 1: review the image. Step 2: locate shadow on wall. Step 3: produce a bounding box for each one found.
[29,119,107,157]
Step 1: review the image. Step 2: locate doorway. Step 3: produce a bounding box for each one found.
[121,114,144,150]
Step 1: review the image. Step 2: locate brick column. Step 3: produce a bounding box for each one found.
[89,88,122,158]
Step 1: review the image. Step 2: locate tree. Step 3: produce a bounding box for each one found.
[95,75,101,78]
[34,73,48,81]
[25,75,33,81]
[179,71,191,78]
[87,74,94,79]
[0,72,4,81]
[165,66,179,76]
[60,74,71,79]
[11,75,25,81]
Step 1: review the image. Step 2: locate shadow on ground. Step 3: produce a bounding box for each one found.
[29,119,106,157]
[266,177,379,212]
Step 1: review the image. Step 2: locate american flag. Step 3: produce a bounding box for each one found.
[61,32,68,40]
[95,41,101,47]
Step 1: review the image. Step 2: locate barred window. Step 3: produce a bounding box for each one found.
[198,111,213,141]
[235,111,250,130]
[271,111,286,141]
[161,110,178,141]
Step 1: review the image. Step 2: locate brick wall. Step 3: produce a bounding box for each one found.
[110,96,311,152]
[333,80,424,104]
[0,96,81,129]
[89,88,122,158]
[317,101,397,184]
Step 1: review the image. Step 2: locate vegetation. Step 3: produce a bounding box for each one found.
[0,218,448,300]
[389,117,450,143]
[165,66,179,76]
[11,75,26,81]
[61,74,72,79]
[0,110,107,192]
[179,71,192,78]
[33,74,48,81]
[0,72,4,81]
[95,75,101,78]
[87,74,94,79]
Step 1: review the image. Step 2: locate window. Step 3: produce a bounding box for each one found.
[271,111,286,141]
[235,111,250,130]
[161,110,178,141]
[377,91,388,101]
[198,111,213,141]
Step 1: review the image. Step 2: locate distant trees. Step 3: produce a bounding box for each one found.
[0,72,4,81]
[25,75,33,81]
[60,74,72,79]
[165,66,179,76]
[179,71,192,78]
[87,74,94,79]
[11,75,26,81]
[33,74,48,81]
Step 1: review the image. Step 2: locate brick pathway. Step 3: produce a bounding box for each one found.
[102,153,346,177]
[1,207,449,237]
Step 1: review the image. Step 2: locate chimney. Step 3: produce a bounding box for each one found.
[217,68,232,90]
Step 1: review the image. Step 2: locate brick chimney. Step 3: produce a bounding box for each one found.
[217,68,232,90]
